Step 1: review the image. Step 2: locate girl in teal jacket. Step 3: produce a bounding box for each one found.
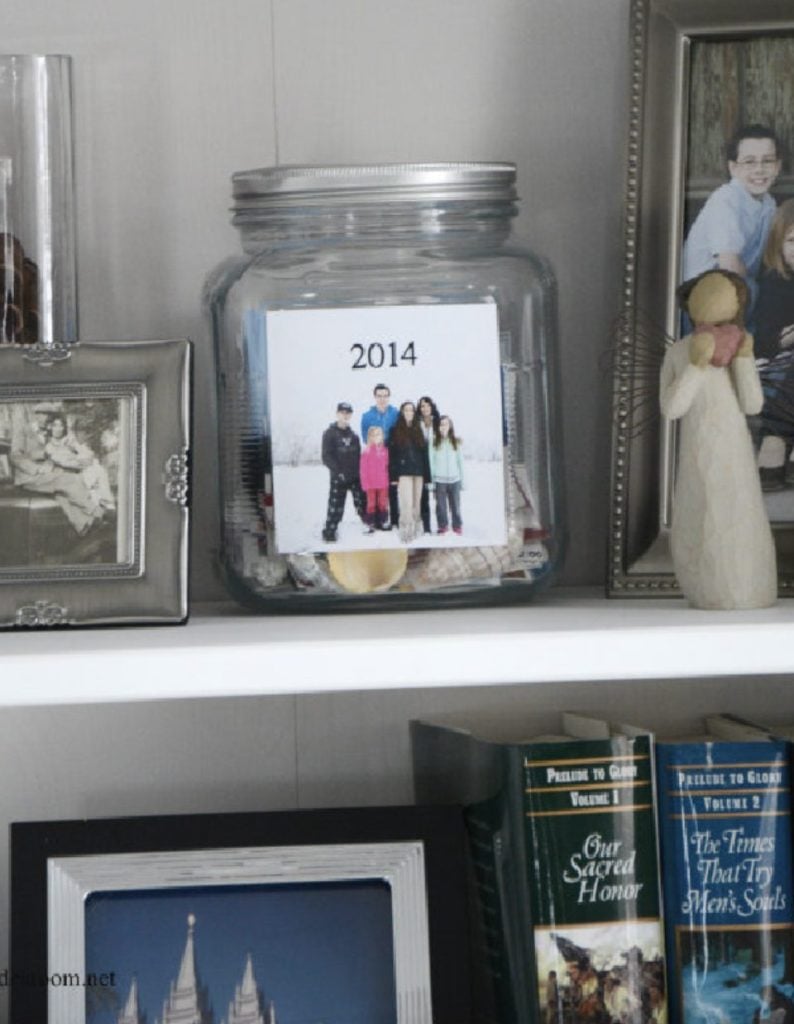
[429,415,464,534]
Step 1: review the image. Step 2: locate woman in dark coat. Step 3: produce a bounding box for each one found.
[389,401,428,543]
[417,395,440,532]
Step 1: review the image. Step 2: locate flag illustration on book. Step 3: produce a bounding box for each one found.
[655,735,794,1024]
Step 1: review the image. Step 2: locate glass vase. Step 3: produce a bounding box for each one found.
[0,54,77,347]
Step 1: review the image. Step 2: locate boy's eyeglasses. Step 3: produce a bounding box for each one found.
[735,157,779,169]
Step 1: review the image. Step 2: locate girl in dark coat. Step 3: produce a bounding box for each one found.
[417,395,440,533]
[389,401,427,543]
[754,198,794,488]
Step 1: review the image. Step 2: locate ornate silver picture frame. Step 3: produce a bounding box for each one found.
[609,0,794,596]
[0,339,190,624]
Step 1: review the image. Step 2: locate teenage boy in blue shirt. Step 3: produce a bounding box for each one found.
[683,124,782,294]
[360,383,399,443]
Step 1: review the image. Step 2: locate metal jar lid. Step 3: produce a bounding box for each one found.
[231,161,517,213]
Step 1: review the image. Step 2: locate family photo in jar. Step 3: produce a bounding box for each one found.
[321,387,465,545]
[0,397,126,571]
[265,303,506,555]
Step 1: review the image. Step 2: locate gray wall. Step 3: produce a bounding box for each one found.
[3,3,762,1021]
[6,0,630,598]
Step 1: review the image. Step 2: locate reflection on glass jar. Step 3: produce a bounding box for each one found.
[205,162,565,611]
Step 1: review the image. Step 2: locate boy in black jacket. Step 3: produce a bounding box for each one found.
[321,402,366,542]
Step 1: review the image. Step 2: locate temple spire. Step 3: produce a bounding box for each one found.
[240,955,256,998]
[160,914,212,1024]
[227,953,270,1024]
[117,976,143,1024]
[176,914,198,991]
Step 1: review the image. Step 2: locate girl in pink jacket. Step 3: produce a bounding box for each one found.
[359,425,391,532]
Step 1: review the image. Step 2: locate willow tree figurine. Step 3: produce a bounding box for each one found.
[660,269,777,609]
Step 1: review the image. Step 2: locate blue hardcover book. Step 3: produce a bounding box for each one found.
[656,737,794,1024]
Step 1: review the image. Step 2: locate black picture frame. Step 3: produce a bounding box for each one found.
[10,805,470,1024]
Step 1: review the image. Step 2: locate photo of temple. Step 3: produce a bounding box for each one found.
[85,880,396,1024]
[114,914,278,1024]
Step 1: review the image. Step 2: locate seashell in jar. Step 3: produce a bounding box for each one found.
[406,532,523,590]
[252,555,290,588]
[287,553,343,592]
[328,549,408,593]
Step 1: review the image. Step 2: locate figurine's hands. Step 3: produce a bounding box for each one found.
[736,331,754,358]
[690,331,715,368]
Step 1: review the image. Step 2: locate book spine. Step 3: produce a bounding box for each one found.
[465,789,532,1024]
[521,735,666,1024]
[411,721,532,1024]
[656,739,794,1024]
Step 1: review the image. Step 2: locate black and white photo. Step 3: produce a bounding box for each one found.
[0,396,132,570]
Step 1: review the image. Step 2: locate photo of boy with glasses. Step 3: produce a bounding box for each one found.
[683,124,782,300]
[684,124,782,299]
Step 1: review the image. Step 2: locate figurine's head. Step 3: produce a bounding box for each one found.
[677,269,748,327]
[677,270,749,366]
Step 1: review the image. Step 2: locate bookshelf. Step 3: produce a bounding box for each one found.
[3,590,793,707]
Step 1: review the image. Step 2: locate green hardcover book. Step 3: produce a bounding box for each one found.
[411,715,666,1024]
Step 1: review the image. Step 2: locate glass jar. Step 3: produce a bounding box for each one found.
[205,162,564,611]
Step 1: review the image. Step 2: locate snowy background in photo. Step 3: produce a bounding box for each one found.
[266,303,506,553]
[275,461,504,553]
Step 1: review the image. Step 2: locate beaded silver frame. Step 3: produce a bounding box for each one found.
[608,0,794,596]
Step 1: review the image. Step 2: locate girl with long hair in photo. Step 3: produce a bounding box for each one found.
[416,395,440,533]
[388,401,427,543]
[9,405,102,537]
[753,198,794,489]
[45,413,116,513]
[429,414,464,535]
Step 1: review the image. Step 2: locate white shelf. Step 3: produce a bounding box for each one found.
[1,590,793,706]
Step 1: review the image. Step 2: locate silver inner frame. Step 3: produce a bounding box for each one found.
[48,841,433,1024]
